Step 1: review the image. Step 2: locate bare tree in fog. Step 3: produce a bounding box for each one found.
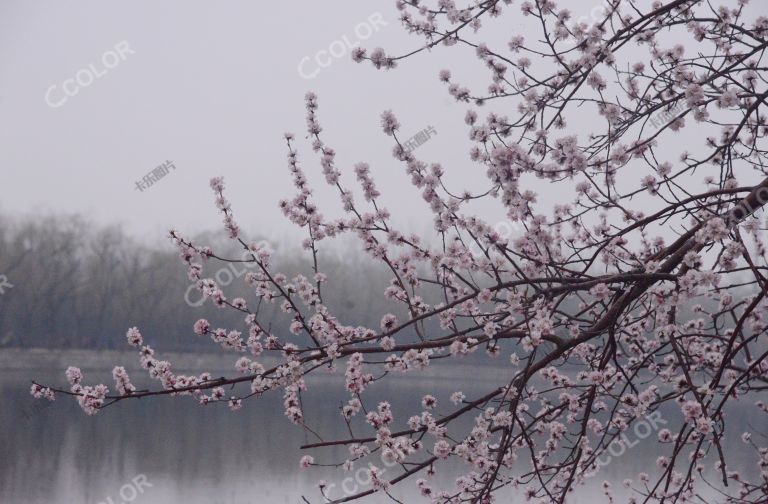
[35,1,768,503]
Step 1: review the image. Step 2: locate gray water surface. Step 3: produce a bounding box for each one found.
[1,361,759,504]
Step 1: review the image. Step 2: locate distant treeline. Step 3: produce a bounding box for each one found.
[2,214,749,356]
[0,214,401,351]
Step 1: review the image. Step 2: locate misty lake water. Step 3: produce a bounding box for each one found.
[1,354,761,504]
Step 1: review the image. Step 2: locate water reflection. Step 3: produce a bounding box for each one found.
[1,365,759,503]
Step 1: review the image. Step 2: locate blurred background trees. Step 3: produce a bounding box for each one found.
[0,213,399,351]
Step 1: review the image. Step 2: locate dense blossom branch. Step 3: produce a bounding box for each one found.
[34,1,768,502]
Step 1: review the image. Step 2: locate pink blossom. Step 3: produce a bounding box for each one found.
[380,110,400,135]
[126,327,143,347]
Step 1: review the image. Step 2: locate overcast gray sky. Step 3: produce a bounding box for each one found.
[0,0,754,250]
[0,1,474,245]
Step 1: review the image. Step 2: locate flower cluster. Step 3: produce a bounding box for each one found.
[34,1,768,502]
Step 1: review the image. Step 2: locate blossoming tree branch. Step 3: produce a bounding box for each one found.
[33,1,768,502]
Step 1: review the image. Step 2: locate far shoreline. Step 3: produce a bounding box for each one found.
[0,347,508,383]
